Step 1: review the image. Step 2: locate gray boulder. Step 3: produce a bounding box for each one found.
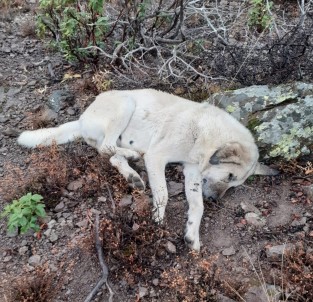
[207,82,313,160]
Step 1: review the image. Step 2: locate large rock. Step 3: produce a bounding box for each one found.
[207,82,313,160]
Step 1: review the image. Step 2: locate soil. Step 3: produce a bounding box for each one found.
[0,3,313,302]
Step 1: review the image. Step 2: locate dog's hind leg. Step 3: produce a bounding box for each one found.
[109,154,145,190]
[95,97,141,160]
[183,163,203,251]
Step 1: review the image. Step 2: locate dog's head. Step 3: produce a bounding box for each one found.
[194,142,278,199]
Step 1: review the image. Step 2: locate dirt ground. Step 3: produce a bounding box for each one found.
[0,4,312,302]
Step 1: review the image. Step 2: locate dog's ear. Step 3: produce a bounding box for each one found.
[254,163,279,175]
[209,142,246,165]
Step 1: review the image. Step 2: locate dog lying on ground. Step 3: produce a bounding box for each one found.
[18,89,278,250]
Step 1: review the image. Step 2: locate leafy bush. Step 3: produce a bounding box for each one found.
[1,193,46,234]
[37,0,108,62]
[248,0,273,32]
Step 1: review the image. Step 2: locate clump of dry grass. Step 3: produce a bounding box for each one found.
[9,266,58,302]
[161,254,219,302]
[279,245,313,301]
[0,143,129,207]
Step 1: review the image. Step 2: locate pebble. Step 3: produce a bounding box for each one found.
[28,255,41,266]
[19,246,29,255]
[48,219,57,229]
[168,181,184,196]
[245,212,266,227]
[67,179,83,191]
[3,256,12,262]
[152,278,159,286]
[138,286,148,298]
[54,201,65,212]
[165,241,176,254]
[265,244,294,259]
[222,246,236,256]
[49,231,58,242]
[119,195,133,207]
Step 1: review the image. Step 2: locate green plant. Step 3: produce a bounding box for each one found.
[248,0,273,32]
[1,193,46,234]
[37,0,108,62]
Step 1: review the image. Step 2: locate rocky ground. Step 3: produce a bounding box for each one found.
[0,3,313,302]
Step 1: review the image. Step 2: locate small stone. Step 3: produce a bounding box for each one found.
[3,256,12,262]
[62,212,71,219]
[44,228,51,237]
[76,219,88,228]
[119,195,133,207]
[47,219,57,229]
[27,80,37,86]
[222,246,236,256]
[240,201,261,215]
[48,90,74,112]
[217,293,236,302]
[265,244,294,259]
[245,212,266,227]
[132,222,140,231]
[0,115,9,123]
[168,181,184,196]
[49,263,58,272]
[49,231,58,242]
[98,196,107,202]
[21,240,28,246]
[2,127,20,137]
[165,241,176,254]
[138,286,148,298]
[54,201,65,212]
[28,255,41,266]
[152,278,159,286]
[66,108,75,115]
[67,179,83,191]
[291,216,307,227]
[91,208,101,215]
[19,246,29,255]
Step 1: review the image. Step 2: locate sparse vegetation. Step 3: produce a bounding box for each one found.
[248,0,273,32]
[35,0,313,88]
[0,193,46,234]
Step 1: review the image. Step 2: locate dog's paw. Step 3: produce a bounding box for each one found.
[184,234,200,252]
[127,150,141,161]
[152,207,164,224]
[127,174,145,190]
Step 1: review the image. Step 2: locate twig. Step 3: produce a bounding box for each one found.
[84,213,114,302]
[105,184,116,214]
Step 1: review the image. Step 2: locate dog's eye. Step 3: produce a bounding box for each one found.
[228,173,234,181]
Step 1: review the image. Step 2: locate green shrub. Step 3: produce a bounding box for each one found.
[1,193,46,234]
[37,0,108,62]
[248,0,273,32]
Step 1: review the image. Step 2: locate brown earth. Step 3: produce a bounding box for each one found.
[0,3,312,302]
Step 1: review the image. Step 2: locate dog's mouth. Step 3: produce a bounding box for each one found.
[202,184,228,201]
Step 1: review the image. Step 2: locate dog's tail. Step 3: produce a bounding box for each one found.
[18,120,81,148]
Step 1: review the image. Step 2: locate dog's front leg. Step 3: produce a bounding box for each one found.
[183,163,204,251]
[144,154,168,224]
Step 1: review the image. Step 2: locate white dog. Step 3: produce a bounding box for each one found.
[18,89,277,250]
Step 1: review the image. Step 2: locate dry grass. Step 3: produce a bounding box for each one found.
[8,266,58,302]
[0,142,129,207]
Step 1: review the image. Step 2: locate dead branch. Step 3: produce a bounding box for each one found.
[84,213,114,302]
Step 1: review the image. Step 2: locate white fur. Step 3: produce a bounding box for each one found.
[18,89,275,251]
